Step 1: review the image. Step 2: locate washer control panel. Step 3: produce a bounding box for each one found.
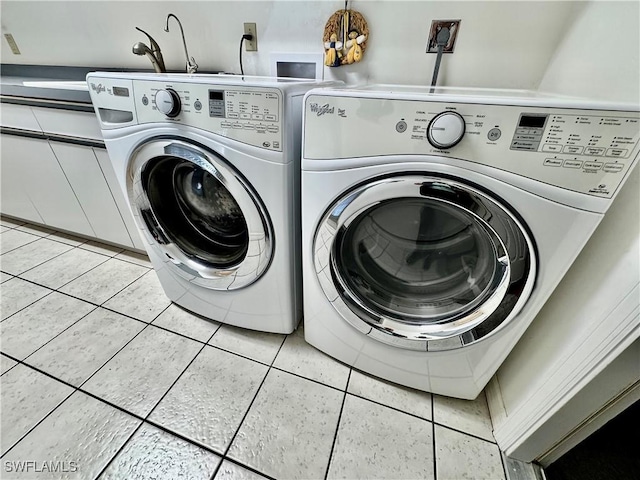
[88,76,283,151]
[304,94,640,198]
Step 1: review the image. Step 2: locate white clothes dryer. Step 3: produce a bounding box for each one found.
[88,72,336,334]
[301,85,639,399]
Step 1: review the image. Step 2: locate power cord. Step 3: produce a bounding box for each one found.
[239,33,253,76]
[430,25,451,92]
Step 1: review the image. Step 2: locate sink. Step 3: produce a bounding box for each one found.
[22,80,88,91]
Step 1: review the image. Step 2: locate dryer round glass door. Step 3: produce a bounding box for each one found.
[128,139,273,290]
[314,174,536,350]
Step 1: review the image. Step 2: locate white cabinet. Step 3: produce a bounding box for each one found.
[31,107,103,140]
[0,134,94,235]
[50,142,134,247]
[0,134,44,223]
[0,102,143,250]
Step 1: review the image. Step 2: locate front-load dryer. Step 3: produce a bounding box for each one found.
[301,85,639,399]
[87,72,336,334]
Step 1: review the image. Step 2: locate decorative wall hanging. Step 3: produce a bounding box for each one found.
[323,3,369,67]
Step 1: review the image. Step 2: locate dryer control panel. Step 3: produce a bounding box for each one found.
[89,77,284,151]
[304,94,640,198]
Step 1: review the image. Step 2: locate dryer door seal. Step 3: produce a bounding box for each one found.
[128,139,273,290]
[314,174,536,350]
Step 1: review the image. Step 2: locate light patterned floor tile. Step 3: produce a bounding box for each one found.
[2,391,140,480]
[0,229,40,254]
[0,278,51,321]
[435,425,505,480]
[0,238,73,275]
[327,394,434,480]
[103,271,170,322]
[347,369,432,420]
[228,369,343,480]
[1,271,13,283]
[26,308,145,386]
[82,325,202,417]
[59,258,148,305]
[20,247,110,290]
[150,345,268,452]
[434,391,494,441]
[99,423,221,480]
[208,324,285,365]
[0,364,74,455]
[152,304,220,343]
[273,326,350,390]
[1,292,95,360]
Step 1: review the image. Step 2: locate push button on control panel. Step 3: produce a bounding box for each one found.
[584,161,603,170]
[542,144,562,153]
[487,128,501,141]
[603,163,624,173]
[563,160,583,169]
[396,121,408,133]
[563,146,584,155]
[544,158,563,167]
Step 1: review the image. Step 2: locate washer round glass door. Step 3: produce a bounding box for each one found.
[128,139,273,290]
[314,175,536,350]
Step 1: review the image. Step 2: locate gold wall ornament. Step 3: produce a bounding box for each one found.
[323,8,369,67]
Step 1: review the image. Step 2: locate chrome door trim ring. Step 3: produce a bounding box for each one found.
[128,138,274,290]
[313,174,537,351]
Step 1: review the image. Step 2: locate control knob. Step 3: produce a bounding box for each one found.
[155,88,181,117]
[427,111,466,149]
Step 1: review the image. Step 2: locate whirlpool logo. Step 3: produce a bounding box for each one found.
[90,83,105,94]
[309,103,335,116]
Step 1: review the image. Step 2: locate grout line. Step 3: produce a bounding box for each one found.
[143,342,208,422]
[0,236,77,274]
[19,305,101,364]
[432,393,438,480]
[323,368,352,480]
[0,381,76,460]
[92,422,145,479]
[210,456,278,480]
[0,236,42,255]
[94,327,208,479]
[218,334,288,465]
[0,287,56,324]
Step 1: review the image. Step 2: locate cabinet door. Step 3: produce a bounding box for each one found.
[0,134,93,235]
[93,148,146,250]
[51,142,134,247]
[0,134,44,223]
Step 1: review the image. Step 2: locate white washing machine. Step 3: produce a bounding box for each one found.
[301,85,640,399]
[87,72,335,334]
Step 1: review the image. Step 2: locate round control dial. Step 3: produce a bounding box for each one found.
[427,111,466,149]
[155,88,181,117]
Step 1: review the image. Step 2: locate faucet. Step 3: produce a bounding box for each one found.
[132,27,166,73]
[165,13,198,74]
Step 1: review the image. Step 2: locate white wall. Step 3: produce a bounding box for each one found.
[487,1,640,462]
[539,1,640,103]
[1,1,580,89]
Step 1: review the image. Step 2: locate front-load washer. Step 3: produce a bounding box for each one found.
[301,85,639,399]
[87,72,336,334]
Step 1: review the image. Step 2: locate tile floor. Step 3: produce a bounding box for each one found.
[1,217,508,480]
